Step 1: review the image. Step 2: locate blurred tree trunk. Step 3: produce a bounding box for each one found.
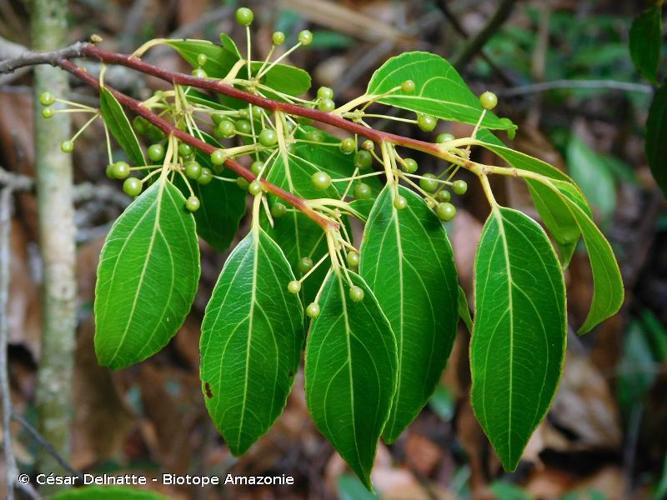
[31,0,77,476]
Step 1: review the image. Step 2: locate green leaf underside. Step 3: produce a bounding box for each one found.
[99,87,146,166]
[360,186,457,442]
[647,85,667,198]
[95,180,200,369]
[367,52,513,131]
[305,271,397,488]
[52,487,167,500]
[166,39,310,96]
[629,6,662,83]
[200,228,304,455]
[471,207,566,471]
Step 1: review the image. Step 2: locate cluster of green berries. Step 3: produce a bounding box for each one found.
[316,86,335,113]
[235,6,312,46]
[39,91,56,119]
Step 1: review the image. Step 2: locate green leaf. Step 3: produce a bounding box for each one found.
[304,271,397,488]
[53,487,167,500]
[200,228,304,455]
[458,285,473,332]
[367,51,514,131]
[471,207,566,471]
[99,87,146,166]
[566,137,616,221]
[359,185,458,442]
[629,6,662,83]
[647,85,667,198]
[165,39,239,78]
[249,61,312,97]
[95,180,200,369]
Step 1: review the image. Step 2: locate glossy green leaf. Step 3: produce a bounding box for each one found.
[629,6,662,83]
[566,137,616,221]
[53,487,167,500]
[367,51,514,131]
[305,271,397,488]
[95,180,200,369]
[200,227,304,455]
[647,84,667,198]
[249,61,311,97]
[165,39,239,78]
[458,286,473,332]
[471,207,566,471]
[99,87,146,166]
[359,185,457,442]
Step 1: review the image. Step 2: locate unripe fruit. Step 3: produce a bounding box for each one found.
[401,80,416,93]
[61,140,74,153]
[354,182,372,200]
[248,180,262,195]
[216,120,235,138]
[272,31,286,46]
[354,150,373,170]
[420,173,439,193]
[196,53,208,67]
[479,91,498,110]
[349,285,364,302]
[211,112,225,125]
[394,195,407,210]
[317,87,334,100]
[287,280,301,294]
[417,113,437,132]
[298,30,313,45]
[211,149,226,166]
[236,177,249,190]
[185,195,201,212]
[346,251,360,268]
[436,132,455,143]
[192,67,207,78]
[339,137,356,154]
[306,302,320,318]
[147,143,165,162]
[198,168,213,185]
[41,108,54,119]
[258,128,278,147]
[235,119,251,134]
[271,202,287,218]
[402,158,418,173]
[178,143,193,158]
[185,160,202,180]
[235,7,254,26]
[311,171,331,190]
[123,177,142,197]
[436,189,451,202]
[452,179,468,195]
[110,161,130,179]
[297,256,313,274]
[318,98,335,112]
[250,160,264,175]
[39,91,55,106]
[436,202,456,221]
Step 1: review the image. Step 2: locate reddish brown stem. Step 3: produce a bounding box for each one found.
[57,59,334,230]
[81,45,443,157]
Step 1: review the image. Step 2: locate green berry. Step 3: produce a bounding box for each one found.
[235,7,254,26]
[250,160,264,175]
[122,177,142,197]
[318,98,335,112]
[251,106,263,120]
[198,168,213,185]
[452,179,468,195]
[401,80,416,93]
[287,280,301,294]
[178,143,193,158]
[185,195,201,212]
[361,140,374,151]
[236,177,249,190]
[311,171,331,190]
[39,91,55,106]
[436,202,456,221]
[110,161,130,179]
[394,195,407,210]
[185,160,202,180]
[210,149,226,166]
[346,251,360,268]
[402,158,418,173]
[248,180,262,196]
[258,128,278,147]
[238,109,250,120]
[41,108,54,119]
[339,137,356,154]
[298,30,313,45]
[196,53,208,67]
[192,67,207,78]
[306,302,320,319]
[297,256,314,274]
[479,91,498,110]
[60,140,74,153]
[216,120,235,138]
[417,114,437,132]
[147,143,165,162]
[354,182,372,200]
[354,150,373,170]
[317,86,334,100]
[271,202,287,218]
[436,132,455,143]
[349,285,364,302]
[211,112,225,125]
[272,31,286,46]
[436,189,451,202]
[420,173,439,193]
[235,119,251,134]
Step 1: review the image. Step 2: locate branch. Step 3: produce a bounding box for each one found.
[0,41,87,74]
